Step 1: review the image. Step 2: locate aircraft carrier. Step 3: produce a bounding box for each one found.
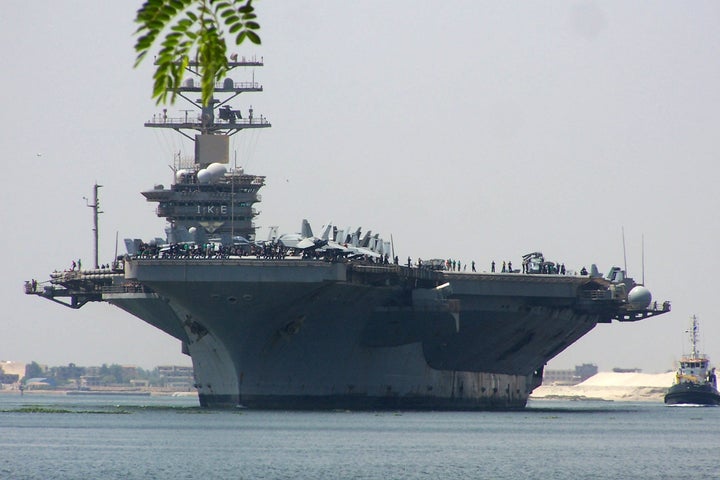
[25,57,670,409]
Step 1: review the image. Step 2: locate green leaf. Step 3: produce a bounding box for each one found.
[245,30,261,44]
[134,0,261,105]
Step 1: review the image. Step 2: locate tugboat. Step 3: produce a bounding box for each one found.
[664,315,720,406]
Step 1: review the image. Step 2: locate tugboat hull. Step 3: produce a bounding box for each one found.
[664,383,720,406]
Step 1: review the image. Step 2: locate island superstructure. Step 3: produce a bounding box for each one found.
[142,57,269,246]
[25,56,671,409]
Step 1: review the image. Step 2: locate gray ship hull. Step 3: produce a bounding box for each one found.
[103,258,641,409]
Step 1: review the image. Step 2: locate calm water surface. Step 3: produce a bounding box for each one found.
[0,393,717,479]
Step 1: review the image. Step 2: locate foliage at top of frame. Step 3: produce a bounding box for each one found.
[134,0,261,106]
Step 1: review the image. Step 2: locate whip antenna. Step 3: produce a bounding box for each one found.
[622,226,628,275]
[641,233,645,285]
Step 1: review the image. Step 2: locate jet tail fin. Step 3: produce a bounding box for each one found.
[334,229,345,243]
[301,219,313,238]
[124,238,141,255]
[360,231,372,247]
[320,222,333,241]
[267,226,279,242]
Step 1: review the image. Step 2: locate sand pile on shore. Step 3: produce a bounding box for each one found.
[531,371,675,402]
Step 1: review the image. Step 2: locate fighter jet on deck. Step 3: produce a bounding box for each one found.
[276,219,329,250]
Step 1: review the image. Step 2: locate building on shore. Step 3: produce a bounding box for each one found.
[157,365,195,390]
[0,361,26,389]
[1,361,195,391]
[543,363,599,385]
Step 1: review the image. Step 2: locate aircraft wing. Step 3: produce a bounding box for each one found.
[349,246,381,258]
[319,240,351,252]
[278,233,302,248]
[296,238,317,249]
[296,238,328,250]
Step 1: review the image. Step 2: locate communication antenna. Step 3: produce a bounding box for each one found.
[114,231,119,270]
[687,315,699,358]
[168,151,181,174]
[231,150,237,241]
[83,183,103,269]
[641,234,645,285]
[621,226,628,275]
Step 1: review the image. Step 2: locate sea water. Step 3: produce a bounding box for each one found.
[0,393,717,479]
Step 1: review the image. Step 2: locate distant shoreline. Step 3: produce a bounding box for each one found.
[0,388,197,397]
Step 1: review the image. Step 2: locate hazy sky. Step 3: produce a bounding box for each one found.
[2,1,718,372]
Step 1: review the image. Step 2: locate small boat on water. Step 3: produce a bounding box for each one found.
[664,315,720,406]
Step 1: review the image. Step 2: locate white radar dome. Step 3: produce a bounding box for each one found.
[197,168,212,184]
[206,163,227,180]
[627,286,652,310]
